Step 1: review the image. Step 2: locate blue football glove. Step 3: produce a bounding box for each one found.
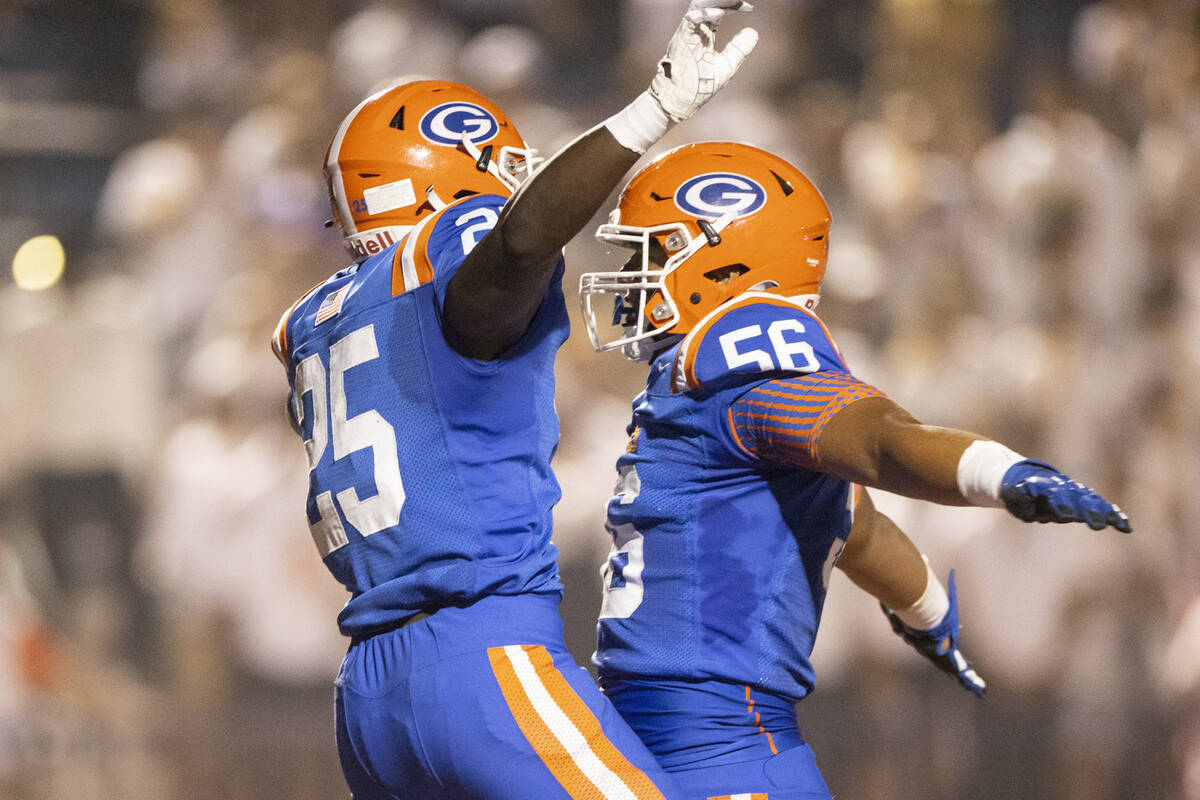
[882,570,987,697]
[999,460,1132,533]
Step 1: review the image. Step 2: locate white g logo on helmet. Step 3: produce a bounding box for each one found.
[674,173,767,219]
[419,102,500,146]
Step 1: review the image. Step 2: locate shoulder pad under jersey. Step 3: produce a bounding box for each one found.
[391,193,508,297]
[672,292,849,393]
[270,277,330,366]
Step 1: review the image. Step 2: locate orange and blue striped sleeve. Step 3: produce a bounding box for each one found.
[728,372,886,470]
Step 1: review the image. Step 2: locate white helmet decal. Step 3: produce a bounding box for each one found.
[419,102,500,146]
[674,172,766,218]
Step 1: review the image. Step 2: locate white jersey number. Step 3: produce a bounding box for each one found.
[719,319,819,374]
[294,324,405,556]
[600,464,646,619]
[457,207,499,255]
[599,523,646,619]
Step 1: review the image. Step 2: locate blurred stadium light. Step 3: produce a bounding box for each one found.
[12,234,64,290]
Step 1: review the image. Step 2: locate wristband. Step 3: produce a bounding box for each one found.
[604,91,672,154]
[893,556,950,631]
[956,439,1026,508]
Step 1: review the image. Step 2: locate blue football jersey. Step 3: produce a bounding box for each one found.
[274,194,568,637]
[595,293,860,702]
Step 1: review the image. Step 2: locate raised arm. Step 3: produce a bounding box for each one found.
[817,396,1132,532]
[441,129,642,359]
[443,1,758,359]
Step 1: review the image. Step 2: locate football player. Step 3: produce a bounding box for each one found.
[269,5,757,799]
[578,141,1132,799]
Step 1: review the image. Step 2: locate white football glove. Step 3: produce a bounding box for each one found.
[649,0,759,122]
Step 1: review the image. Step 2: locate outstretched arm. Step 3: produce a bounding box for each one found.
[838,489,987,696]
[443,0,757,359]
[817,396,1132,532]
[836,488,927,610]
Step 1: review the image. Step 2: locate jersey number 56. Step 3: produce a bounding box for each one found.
[719,319,819,374]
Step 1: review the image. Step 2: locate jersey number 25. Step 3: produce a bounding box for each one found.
[293,324,405,557]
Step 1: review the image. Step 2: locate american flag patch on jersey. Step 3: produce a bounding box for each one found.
[314,285,349,325]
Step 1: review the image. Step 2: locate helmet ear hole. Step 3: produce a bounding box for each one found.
[702,263,750,285]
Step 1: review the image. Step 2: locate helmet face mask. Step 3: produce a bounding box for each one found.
[584,213,737,359]
[584,221,681,355]
[581,142,831,360]
[325,80,541,261]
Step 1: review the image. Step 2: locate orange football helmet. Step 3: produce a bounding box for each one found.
[580,141,831,360]
[324,79,540,261]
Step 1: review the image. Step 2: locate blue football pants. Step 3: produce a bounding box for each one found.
[667,744,834,800]
[334,593,685,799]
[602,678,834,800]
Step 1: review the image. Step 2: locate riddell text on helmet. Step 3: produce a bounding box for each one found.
[348,229,398,259]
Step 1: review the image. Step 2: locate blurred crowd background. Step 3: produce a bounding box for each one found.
[1,0,1198,798]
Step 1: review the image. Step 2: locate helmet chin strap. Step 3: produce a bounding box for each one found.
[660,209,740,275]
[425,185,447,211]
[692,210,737,252]
[459,132,514,191]
[711,210,738,234]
